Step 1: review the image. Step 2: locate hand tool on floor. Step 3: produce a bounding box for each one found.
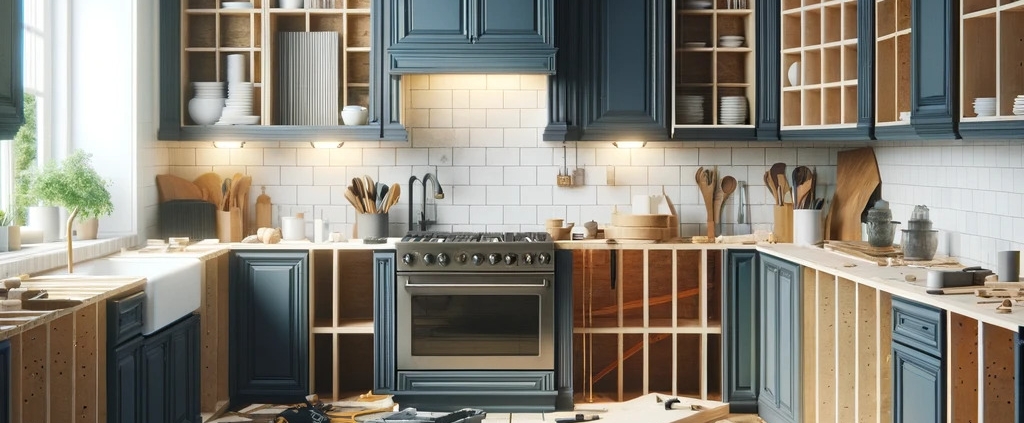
[554,413,601,422]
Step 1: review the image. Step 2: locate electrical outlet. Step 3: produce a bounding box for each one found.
[572,168,585,186]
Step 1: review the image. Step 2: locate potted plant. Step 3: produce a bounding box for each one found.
[30,150,113,272]
[0,210,19,252]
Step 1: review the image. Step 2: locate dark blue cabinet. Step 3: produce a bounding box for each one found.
[373,251,396,393]
[544,0,670,141]
[142,314,200,423]
[110,336,144,423]
[0,340,8,423]
[0,0,23,140]
[230,251,309,404]
[386,0,556,74]
[724,250,758,413]
[891,296,945,423]
[758,255,800,423]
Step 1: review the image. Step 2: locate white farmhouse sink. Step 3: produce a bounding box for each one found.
[43,257,202,335]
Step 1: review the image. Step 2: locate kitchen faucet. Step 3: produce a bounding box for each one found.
[408,173,444,232]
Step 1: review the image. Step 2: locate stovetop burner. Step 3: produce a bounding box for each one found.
[400,231,551,243]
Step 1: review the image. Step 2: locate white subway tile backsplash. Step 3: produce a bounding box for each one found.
[470,205,505,224]
[363,148,397,166]
[648,166,681,186]
[430,74,487,90]
[487,186,520,205]
[396,148,429,165]
[486,109,522,128]
[470,90,504,109]
[504,128,539,147]
[631,148,666,166]
[469,128,505,147]
[452,90,470,108]
[195,147,229,166]
[487,75,521,90]
[521,148,553,166]
[487,148,521,166]
[452,185,486,205]
[297,148,331,166]
[246,166,282,186]
[732,148,765,165]
[452,108,487,128]
[169,148,196,166]
[264,148,298,166]
[471,167,504,185]
[520,74,547,90]
[429,109,454,128]
[699,148,732,164]
[521,185,553,205]
[412,128,470,147]
[664,148,700,165]
[614,166,649,186]
[453,148,485,166]
[410,90,453,109]
[504,90,538,109]
[296,185,331,205]
[504,167,538,185]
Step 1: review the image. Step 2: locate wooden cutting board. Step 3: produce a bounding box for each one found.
[192,172,223,206]
[156,174,204,203]
[826,147,881,241]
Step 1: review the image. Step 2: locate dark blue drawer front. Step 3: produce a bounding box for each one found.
[108,290,146,347]
[892,296,944,356]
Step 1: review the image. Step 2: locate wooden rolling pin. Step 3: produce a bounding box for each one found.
[255,186,272,230]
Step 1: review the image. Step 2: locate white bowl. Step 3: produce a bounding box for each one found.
[279,0,303,8]
[340,105,368,125]
[188,98,225,125]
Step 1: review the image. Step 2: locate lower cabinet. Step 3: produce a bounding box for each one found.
[724,250,758,413]
[230,250,309,403]
[891,296,945,423]
[758,255,801,423]
[0,339,8,423]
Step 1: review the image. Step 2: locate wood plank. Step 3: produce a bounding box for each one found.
[201,253,220,412]
[877,292,893,423]
[50,313,74,422]
[549,392,729,423]
[9,333,21,422]
[836,278,856,422]
[215,253,230,409]
[22,324,47,423]
[97,293,107,422]
[982,323,1015,420]
[855,284,877,423]
[802,267,818,423]
[949,313,979,423]
[817,273,836,422]
[75,303,99,423]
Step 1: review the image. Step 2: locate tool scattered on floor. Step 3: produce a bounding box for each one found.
[996,299,1014,313]
[554,413,601,422]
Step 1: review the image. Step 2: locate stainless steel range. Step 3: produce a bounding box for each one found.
[395,232,555,370]
[382,231,570,412]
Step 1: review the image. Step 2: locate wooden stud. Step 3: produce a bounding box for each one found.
[9,333,21,422]
[877,292,893,422]
[816,272,837,422]
[982,323,1015,420]
[75,304,99,423]
[949,312,979,423]
[802,267,818,423]
[50,313,74,421]
[835,277,856,423]
[22,324,47,423]
[855,284,877,423]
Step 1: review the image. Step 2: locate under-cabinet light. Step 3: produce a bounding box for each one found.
[212,141,245,149]
[310,141,344,149]
[612,141,646,149]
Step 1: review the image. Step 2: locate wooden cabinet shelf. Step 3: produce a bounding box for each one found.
[959,0,1024,124]
[874,0,911,128]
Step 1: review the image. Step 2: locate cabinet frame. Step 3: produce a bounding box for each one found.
[0,0,23,140]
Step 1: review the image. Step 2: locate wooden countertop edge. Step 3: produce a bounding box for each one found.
[0,276,146,340]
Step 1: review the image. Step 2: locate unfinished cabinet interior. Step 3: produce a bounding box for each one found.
[874,0,911,127]
[672,0,757,128]
[310,249,376,401]
[799,267,893,423]
[780,0,869,137]
[959,0,1024,137]
[572,247,722,404]
[947,312,1020,422]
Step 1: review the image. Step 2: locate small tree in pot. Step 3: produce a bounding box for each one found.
[30,150,113,272]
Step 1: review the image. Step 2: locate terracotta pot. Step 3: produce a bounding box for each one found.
[75,217,99,240]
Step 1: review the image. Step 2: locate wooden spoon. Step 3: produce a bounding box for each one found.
[769,162,787,205]
[695,167,716,237]
[383,183,401,213]
[764,171,778,206]
[345,186,364,214]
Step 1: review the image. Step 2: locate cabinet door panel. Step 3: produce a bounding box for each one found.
[143,333,170,423]
[892,342,943,423]
[724,251,759,413]
[478,0,544,44]
[759,255,801,423]
[110,337,143,423]
[396,0,469,43]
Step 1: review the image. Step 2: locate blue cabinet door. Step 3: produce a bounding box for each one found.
[758,255,800,423]
[724,250,758,413]
[892,342,943,423]
[387,0,556,73]
[142,314,201,423]
[110,336,144,423]
[0,0,23,140]
[373,251,397,393]
[230,251,309,403]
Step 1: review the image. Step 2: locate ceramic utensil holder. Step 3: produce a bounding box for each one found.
[773,203,793,243]
[998,250,1020,282]
[792,209,823,247]
[355,213,388,238]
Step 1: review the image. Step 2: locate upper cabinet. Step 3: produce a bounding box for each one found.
[158,0,407,142]
[958,0,1024,139]
[778,0,873,140]
[386,0,556,74]
[544,0,670,142]
[671,0,780,140]
[0,0,23,140]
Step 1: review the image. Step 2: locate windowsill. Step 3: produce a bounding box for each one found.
[0,236,138,278]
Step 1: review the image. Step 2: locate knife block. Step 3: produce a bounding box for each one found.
[773,203,793,243]
[216,208,243,243]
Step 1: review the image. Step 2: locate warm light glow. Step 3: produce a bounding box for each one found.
[212,141,245,149]
[612,141,646,149]
[310,141,344,149]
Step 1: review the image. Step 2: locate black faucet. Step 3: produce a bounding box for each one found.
[408,173,444,232]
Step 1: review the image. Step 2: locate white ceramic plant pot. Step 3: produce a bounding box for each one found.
[27,206,61,242]
[0,226,20,252]
[75,217,99,240]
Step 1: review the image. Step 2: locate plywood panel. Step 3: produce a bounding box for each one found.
[949,313,979,423]
[982,323,1015,421]
[802,268,818,423]
[648,250,674,327]
[855,284,877,423]
[816,274,836,422]
[22,324,47,423]
[339,250,375,322]
[836,278,856,423]
[9,333,21,421]
[877,292,892,423]
[50,314,74,421]
[75,304,99,423]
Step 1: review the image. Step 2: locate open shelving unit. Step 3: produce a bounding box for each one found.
[959,0,1024,122]
[179,0,372,128]
[875,0,911,126]
[780,0,860,129]
[572,248,722,404]
[309,249,376,401]
[672,0,757,128]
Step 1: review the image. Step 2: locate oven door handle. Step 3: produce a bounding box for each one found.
[405,279,549,289]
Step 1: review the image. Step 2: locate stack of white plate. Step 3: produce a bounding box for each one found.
[192,82,225,99]
[1014,95,1024,116]
[719,35,745,48]
[216,82,260,125]
[678,95,704,124]
[973,97,996,117]
[222,1,254,9]
[720,96,747,124]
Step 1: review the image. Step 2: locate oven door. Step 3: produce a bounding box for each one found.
[396,272,555,371]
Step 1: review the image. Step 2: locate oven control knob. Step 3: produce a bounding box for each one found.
[488,253,501,265]
[422,253,436,265]
[437,253,450,267]
[455,252,468,264]
[524,253,535,265]
[504,253,518,265]
[471,253,485,266]
[537,252,551,265]
[402,253,416,265]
